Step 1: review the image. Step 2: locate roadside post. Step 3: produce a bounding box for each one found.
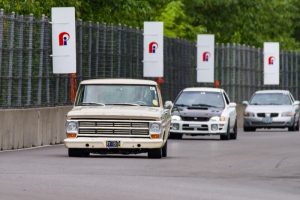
[143,22,164,86]
[264,42,280,85]
[197,34,215,83]
[51,7,77,102]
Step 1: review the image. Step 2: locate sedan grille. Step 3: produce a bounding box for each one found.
[257,113,279,118]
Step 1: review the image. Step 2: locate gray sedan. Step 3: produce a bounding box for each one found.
[243,90,300,132]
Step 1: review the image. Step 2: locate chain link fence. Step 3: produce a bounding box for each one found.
[0,10,299,108]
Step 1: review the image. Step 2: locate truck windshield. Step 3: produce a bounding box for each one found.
[75,84,159,107]
[175,91,225,108]
[250,93,292,105]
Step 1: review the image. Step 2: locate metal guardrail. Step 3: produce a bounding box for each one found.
[0,10,298,108]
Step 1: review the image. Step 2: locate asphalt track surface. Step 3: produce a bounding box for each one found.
[1,129,300,200]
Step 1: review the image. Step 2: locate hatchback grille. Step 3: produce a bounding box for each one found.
[181,117,210,122]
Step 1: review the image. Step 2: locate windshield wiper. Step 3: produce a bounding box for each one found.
[79,102,106,106]
[191,103,217,108]
[107,103,140,106]
[174,104,188,107]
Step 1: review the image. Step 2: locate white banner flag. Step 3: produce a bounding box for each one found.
[143,22,164,77]
[197,34,215,83]
[264,42,280,85]
[51,7,76,74]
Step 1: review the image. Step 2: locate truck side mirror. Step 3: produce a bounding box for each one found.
[164,101,173,109]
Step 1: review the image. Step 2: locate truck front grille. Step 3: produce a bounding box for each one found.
[77,120,150,137]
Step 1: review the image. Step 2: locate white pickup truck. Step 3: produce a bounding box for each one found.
[64,79,172,158]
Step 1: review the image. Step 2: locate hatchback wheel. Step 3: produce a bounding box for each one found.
[220,121,230,140]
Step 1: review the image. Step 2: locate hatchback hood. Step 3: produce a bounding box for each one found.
[67,106,163,120]
[173,106,223,118]
[246,105,293,113]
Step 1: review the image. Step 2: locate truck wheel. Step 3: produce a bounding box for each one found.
[148,148,162,159]
[220,121,230,140]
[162,141,167,157]
[68,148,89,157]
[230,121,237,140]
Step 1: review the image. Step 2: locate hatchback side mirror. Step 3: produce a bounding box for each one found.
[242,101,249,106]
[229,102,236,107]
[293,101,300,106]
[164,101,173,109]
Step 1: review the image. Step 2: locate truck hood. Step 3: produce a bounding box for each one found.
[67,106,163,120]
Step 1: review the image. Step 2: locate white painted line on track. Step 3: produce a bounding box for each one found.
[0,144,64,153]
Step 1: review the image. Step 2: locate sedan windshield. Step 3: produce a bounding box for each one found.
[250,93,292,105]
[75,84,159,107]
[175,91,225,108]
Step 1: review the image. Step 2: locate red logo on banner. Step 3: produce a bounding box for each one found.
[268,56,275,65]
[59,32,70,46]
[149,41,158,53]
[202,51,211,62]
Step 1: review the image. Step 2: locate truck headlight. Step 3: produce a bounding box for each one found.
[149,122,161,139]
[172,115,181,121]
[66,121,78,133]
[282,111,294,117]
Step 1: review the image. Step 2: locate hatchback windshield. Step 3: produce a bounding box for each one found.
[75,84,159,107]
[175,91,225,108]
[250,93,292,105]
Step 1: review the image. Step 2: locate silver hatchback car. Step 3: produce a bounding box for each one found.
[243,90,300,132]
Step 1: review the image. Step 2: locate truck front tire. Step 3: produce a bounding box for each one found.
[148,148,162,159]
[68,148,89,157]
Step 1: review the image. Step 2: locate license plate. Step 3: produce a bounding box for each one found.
[262,117,272,124]
[106,141,120,148]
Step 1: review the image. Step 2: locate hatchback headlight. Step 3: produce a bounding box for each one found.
[282,111,294,117]
[210,116,220,122]
[66,121,78,133]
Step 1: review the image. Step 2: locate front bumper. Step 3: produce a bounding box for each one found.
[64,137,164,149]
[170,120,228,135]
[244,116,294,128]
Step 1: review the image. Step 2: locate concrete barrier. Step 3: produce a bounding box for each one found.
[0,106,72,151]
[0,105,246,151]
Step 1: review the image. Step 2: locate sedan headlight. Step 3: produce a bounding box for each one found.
[66,121,78,133]
[244,112,255,117]
[171,115,182,121]
[282,111,294,117]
